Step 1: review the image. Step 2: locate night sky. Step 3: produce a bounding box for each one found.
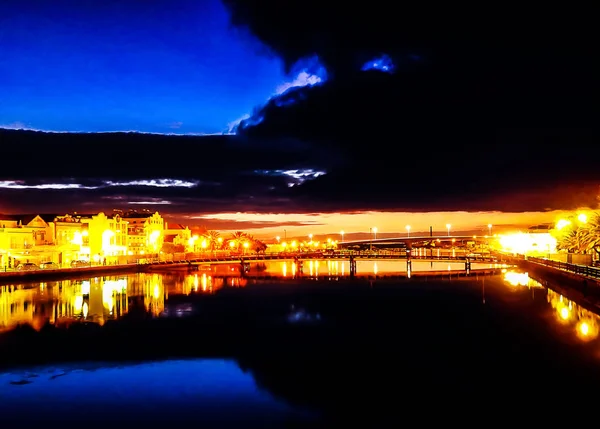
[0,0,306,134]
[0,0,597,231]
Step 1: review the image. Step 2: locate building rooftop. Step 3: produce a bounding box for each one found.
[0,214,58,225]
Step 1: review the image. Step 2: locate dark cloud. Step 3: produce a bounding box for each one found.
[222,1,595,78]
[222,0,598,212]
[0,129,331,214]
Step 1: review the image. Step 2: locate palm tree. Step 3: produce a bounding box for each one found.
[203,230,221,251]
[558,229,582,253]
[581,212,600,259]
[229,231,248,251]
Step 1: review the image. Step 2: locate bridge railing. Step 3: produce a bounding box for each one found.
[526,256,600,280]
[150,250,498,264]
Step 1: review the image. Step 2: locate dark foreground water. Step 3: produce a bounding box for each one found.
[0,359,313,428]
[2,267,600,427]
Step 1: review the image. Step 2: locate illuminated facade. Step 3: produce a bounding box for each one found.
[122,211,164,255]
[0,214,56,269]
[1,211,166,265]
[163,222,192,252]
[53,212,128,265]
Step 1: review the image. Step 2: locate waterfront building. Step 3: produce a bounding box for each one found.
[163,222,192,253]
[53,212,129,265]
[121,211,165,255]
[0,214,56,269]
[1,210,169,266]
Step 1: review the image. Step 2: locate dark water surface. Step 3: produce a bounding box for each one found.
[0,359,312,428]
[2,267,600,426]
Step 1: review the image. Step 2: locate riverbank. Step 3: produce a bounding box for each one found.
[0,263,143,283]
[517,258,600,313]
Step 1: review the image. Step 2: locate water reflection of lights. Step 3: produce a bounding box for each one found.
[547,289,599,341]
[373,263,378,275]
[201,273,210,291]
[74,295,83,312]
[503,271,543,288]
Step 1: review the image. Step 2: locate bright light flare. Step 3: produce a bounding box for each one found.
[556,219,571,230]
[504,271,529,287]
[498,232,556,255]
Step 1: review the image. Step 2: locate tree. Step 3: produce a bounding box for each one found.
[203,230,222,251]
[581,213,600,259]
[228,231,248,251]
[554,211,600,256]
[252,240,268,253]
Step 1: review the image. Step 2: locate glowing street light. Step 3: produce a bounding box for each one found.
[372,227,378,240]
[340,230,345,242]
[488,224,492,236]
[446,224,451,236]
[405,225,411,238]
[308,233,313,242]
[556,219,571,230]
[578,213,588,224]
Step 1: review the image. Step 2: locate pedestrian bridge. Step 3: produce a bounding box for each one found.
[338,235,489,249]
[150,250,498,267]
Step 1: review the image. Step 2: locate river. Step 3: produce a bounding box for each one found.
[1,262,599,426]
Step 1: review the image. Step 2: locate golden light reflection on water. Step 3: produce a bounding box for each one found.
[502,270,543,288]
[547,289,599,341]
[269,259,503,278]
[501,270,600,342]
[0,270,250,332]
[0,273,178,332]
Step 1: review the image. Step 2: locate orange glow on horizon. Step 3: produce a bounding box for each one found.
[188,209,588,239]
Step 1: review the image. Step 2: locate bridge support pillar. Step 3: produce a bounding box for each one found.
[465,258,471,275]
[240,259,250,276]
[349,256,356,277]
[407,259,412,278]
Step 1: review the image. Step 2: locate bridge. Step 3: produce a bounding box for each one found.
[0,250,501,283]
[337,235,489,250]
[149,250,498,266]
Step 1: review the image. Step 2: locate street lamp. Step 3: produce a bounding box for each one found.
[487,224,492,236]
[446,224,451,237]
[276,236,280,242]
[406,225,411,238]
[372,227,377,240]
[340,230,345,242]
[308,233,313,242]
